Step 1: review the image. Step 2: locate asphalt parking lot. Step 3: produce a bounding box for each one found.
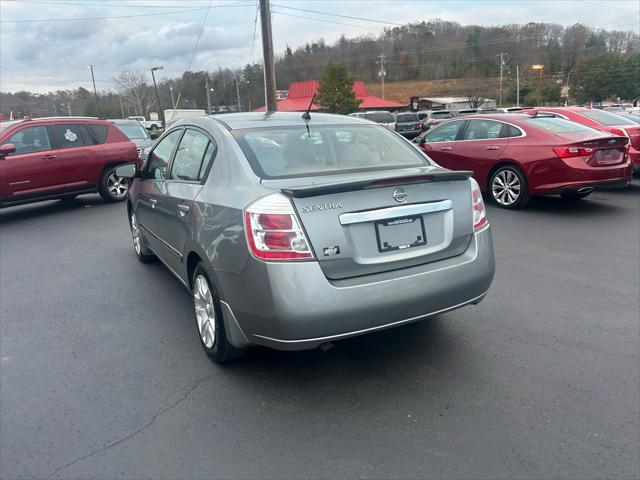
[1,182,639,480]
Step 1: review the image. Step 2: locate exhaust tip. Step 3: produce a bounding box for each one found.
[577,187,595,194]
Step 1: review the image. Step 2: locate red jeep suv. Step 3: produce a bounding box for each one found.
[0,117,140,208]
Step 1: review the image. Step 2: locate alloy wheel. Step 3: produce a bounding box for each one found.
[491,169,521,206]
[107,173,128,199]
[131,213,141,255]
[193,275,216,349]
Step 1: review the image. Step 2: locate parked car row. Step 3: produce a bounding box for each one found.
[412,108,634,208]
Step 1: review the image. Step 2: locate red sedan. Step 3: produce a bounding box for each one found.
[414,113,632,209]
[532,107,640,170]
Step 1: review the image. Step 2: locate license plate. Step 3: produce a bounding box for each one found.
[375,215,427,253]
[595,149,622,165]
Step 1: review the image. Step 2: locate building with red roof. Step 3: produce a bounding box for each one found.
[253,80,406,112]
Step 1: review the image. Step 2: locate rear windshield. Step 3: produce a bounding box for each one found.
[524,117,600,133]
[234,125,429,179]
[396,113,419,122]
[431,111,453,118]
[578,109,637,126]
[363,112,394,123]
[117,123,149,139]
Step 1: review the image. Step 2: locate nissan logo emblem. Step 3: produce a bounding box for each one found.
[392,188,407,203]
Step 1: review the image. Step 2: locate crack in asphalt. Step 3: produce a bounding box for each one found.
[45,375,212,479]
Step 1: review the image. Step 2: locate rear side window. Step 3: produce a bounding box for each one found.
[463,120,503,140]
[169,129,215,182]
[87,124,109,144]
[524,117,599,133]
[4,126,51,155]
[234,125,428,179]
[52,124,89,148]
[507,125,523,137]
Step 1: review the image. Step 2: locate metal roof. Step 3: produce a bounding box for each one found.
[420,97,495,104]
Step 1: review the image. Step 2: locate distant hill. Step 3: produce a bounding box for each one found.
[367,78,501,103]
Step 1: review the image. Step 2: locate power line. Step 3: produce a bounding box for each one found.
[271,10,383,31]
[186,0,214,72]
[271,3,404,26]
[249,1,259,64]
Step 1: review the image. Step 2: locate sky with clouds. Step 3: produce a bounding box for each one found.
[0,0,638,93]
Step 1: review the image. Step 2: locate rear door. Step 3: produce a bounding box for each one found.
[48,123,98,188]
[419,119,466,169]
[454,119,509,173]
[0,125,57,201]
[159,128,216,275]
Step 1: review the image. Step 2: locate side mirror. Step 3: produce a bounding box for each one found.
[0,143,16,158]
[115,162,137,178]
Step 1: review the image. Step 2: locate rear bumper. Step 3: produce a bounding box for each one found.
[530,158,632,195]
[219,226,495,351]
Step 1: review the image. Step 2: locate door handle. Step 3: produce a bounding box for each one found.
[149,198,157,209]
[485,145,500,150]
[440,146,452,151]
[177,204,190,217]
[42,155,57,160]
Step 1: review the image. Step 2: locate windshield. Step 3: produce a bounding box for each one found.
[578,109,637,126]
[431,111,453,118]
[364,112,394,123]
[524,117,601,133]
[0,120,24,133]
[118,124,149,139]
[396,113,419,122]
[234,125,429,179]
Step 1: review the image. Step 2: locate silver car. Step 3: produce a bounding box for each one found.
[116,112,495,362]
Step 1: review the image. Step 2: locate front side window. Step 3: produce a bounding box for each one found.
[424,120,465,142]
[146,129,181,180]
[52,124,88,148]
[169,129,215,182]
[463,120,504,140]
[4,126,51,155]
[235,124,429,179]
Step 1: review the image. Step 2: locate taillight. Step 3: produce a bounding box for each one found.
[611,128,628,137]
[245,193,314,261]
[553,146,595,158]
[470,178,488,231]
[418,122,424,130]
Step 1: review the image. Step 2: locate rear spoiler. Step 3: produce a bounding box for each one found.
[276,170,473,198]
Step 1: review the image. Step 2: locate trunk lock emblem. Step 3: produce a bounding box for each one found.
[392,188,407,203]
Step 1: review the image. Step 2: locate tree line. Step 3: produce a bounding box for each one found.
[1,19,639,118]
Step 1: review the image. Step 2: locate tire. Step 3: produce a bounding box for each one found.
[192,264,242,363]
[489,165,530,209]
[561,190,592,200]
[99,166,129,203]
[129,211,156,263]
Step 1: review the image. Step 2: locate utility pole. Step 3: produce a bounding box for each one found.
[87,65,100,116]
[377,53,387,99]
[259,0,277,111]
[234,77,242,112]
[205,75,212,114]
[150,66,164,124]
[516,65,520,107]
[169,84,176,109]
[497,52,507,107]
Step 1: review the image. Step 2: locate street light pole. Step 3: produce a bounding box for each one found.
[205,75,212,114]
[150,66,164,125]
[169,84,176,109]
[87,65,100,116]
[235,77,242,112]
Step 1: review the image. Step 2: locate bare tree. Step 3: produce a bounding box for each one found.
[114,71,154,116]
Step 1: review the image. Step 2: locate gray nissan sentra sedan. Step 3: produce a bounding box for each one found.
[115,112,495,362]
